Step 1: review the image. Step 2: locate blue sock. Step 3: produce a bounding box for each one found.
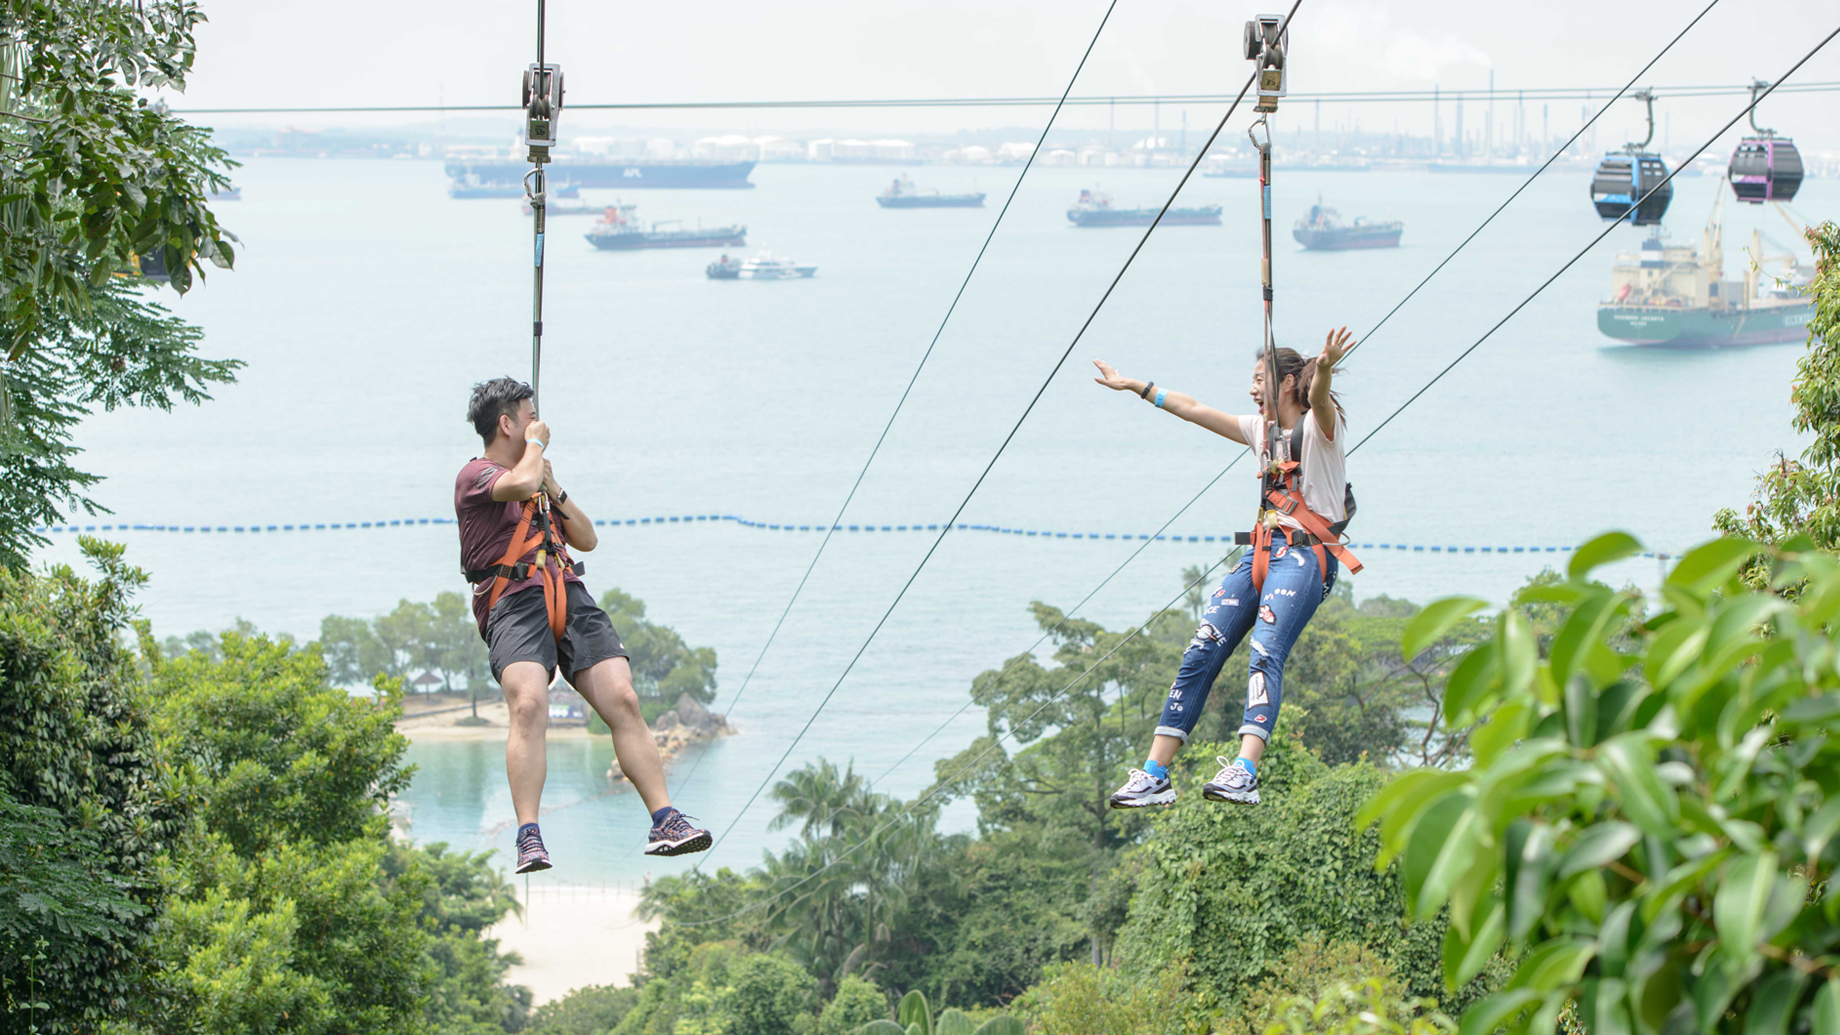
[517,822,540,839]
[651,806,677,825]
[1236,757,1257,779]
[1143,759,1169,781]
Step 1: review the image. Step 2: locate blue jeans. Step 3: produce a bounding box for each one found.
[1155,529,1337,745]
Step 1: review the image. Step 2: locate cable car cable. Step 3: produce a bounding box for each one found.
[865,0,1721,791]
[696,0,1303,868]
[1347,21,1839,460]
[665,0,1122,801]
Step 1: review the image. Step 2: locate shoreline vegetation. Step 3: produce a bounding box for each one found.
[394,688,735,765]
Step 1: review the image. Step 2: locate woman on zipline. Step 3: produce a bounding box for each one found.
[1092,327,1354,807]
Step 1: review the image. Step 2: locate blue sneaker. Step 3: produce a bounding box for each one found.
[515,824,552,873]
[645,809,712,857]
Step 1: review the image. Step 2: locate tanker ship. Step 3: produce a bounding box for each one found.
[584,203,746,250]
[1292,198,1402,250]
[1067,189,1220,227]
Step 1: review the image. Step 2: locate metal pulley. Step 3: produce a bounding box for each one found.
[522,62,564,163]
[1243,14,1289,114]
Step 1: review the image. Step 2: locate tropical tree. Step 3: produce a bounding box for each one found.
[1365,532,1840,1035]
[0,0,241,568]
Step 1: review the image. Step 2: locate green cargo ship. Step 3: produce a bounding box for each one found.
[1597,185,1813,348]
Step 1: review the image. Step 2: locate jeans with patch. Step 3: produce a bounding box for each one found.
[1155,528,1338,745]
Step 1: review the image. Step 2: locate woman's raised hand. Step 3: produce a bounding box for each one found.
[1320,326,1353,368]
[1092,359,1136,392]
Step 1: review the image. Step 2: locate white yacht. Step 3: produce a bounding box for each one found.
[737,250,817,280]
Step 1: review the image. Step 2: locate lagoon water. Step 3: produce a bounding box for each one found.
[40,155,1829,882]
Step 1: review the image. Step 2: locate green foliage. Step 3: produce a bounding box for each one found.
[1715,220,1840,588]
[1365,532,1840,1035]
[599,587,719,705]
[611,940,815,1035]
[857,988,1019,1035]
[1260,978,1457,1035]
[1226,937,1403,1035]
[527,982,639,1034]
[1009,961,1192,1035]
[385,842,531,1034]
[0,2,242,568]
[819,975,886,1035]
[729,952,818,1035]
[0,539,184,1030]
[319,591,487,695]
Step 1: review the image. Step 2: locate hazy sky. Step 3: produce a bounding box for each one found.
[168,0,1840,150]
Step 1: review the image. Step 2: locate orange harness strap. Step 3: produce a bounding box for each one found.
[1248,462,1363,593]
[485,497,573,640]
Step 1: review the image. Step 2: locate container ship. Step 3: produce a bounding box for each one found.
[445,157,755,191]
[1597,188,1813,348]
[1292,199,1402,250]
[875,175,986,208]
[585,203,746,251]
[1067,189,1220,227]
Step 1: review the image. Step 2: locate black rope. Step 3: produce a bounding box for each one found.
[696,0,1304,867]
[668,0,1122,802]
[1348,21,1839,460]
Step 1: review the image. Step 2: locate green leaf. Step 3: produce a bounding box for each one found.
[1597,902,1636,979]
[1597,734,1678,838]
[898,990,931,1035]
[1567,869,1607,924]
[1445,900,1507,990]
[1804,798,1840,860]
[1783,694,1840,725]
[1557,822,1640,880]
[1404,596,1489,661]
[1472,698,1531,768]
[1713,851,1778,966]
[1359,768,1469,865]
[1551,588,1620,687]
[1506,937,1596,993]
[1458,989,1543,1035]
[1568,531,1644,583]
[1590,978,1632,1035]
[1813,980,1840,1035]
[1694,951,1744,1035]
[1564,674,1599,748]
[1508,822,1558,943]
[973,1020,1025,1035]
[1500,610,1536,695]
[1743,969,1810,1035]
[859,1024,908,1035]
[1667,537,1761,594]
[1403,792,1472,918]
[1443,641,1502,727]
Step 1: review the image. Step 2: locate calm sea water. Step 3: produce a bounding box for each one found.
[40,156,1827,880]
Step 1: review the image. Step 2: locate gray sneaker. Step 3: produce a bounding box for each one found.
[1202,756,1260,804]
[1108,768,1177,809]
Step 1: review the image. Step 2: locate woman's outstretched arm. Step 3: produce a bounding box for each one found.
[1092,359,1249,445]
[1310,327,1352,440]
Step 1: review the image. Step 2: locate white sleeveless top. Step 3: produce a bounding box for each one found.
[1238,411,1348,532]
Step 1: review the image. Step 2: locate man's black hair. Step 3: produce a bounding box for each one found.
[467,377,534,446]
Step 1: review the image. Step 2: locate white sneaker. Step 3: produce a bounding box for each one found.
[1202,756,1260,804]
[1108,768,1176,809]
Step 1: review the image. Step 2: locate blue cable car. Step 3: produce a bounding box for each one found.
[1589,89,1672,227]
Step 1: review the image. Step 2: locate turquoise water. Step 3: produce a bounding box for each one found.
[40,156,1829,880]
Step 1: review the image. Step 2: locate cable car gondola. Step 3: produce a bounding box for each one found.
[1729,79,1802,204]
[1590,89,1671,227]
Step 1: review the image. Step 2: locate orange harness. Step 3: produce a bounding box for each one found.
[466,496,580,640]
[1242,425,1363,592]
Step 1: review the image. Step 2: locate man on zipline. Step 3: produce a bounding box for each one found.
[455,377,711,872]
[1093,328,1356,808]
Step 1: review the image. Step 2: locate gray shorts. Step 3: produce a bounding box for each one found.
[486,582,628,684]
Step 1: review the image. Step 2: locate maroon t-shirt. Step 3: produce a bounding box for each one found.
[455,458,584,637]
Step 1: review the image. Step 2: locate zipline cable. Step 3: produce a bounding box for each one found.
[867,0,1722,790]
[671,552,1235,929]
[696,0,1304,867]
[1346,21,1839,460]
[667,0,1122,801]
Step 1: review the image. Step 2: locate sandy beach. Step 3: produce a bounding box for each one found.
[489,884,659,1004]
[395,698,604,742]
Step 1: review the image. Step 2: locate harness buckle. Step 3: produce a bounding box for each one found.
[511,562,530,581]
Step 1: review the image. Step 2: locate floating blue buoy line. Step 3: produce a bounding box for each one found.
[32,515,1676,560]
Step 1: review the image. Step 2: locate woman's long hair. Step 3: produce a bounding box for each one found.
[1258,346,1345,422]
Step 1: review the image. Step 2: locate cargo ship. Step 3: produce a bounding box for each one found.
[1597,186,1814,348]
[1067,189,1220,227]
[451,176,578,200]
[445,157,755,191]
[584,203,746,250]
[1292,199,1402,250]
[875,175,986,208]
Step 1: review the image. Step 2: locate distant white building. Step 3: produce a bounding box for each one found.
[870,139,916,161]
[693,134,760,161]
[753,135,805,161]
[807,138,835,162]
[645,138,678,159]
[996,141,1036,162]
[1044,148,1076,167]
